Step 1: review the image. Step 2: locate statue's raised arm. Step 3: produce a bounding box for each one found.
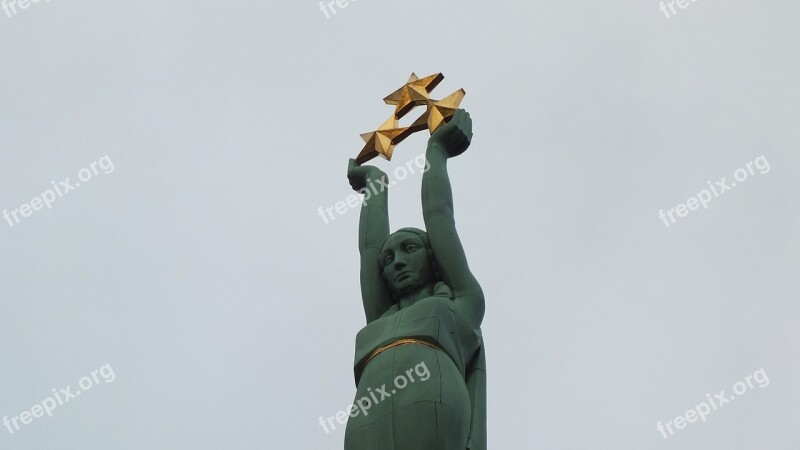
[347,159,393,323]
[421,109,485,328]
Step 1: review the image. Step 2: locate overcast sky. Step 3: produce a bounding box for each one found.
[1,1,798,449]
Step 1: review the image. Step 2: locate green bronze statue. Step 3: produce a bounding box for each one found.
[344,109,487,450]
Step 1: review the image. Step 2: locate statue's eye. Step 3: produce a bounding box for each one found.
[406,244,420,252]
[382,254,394,265]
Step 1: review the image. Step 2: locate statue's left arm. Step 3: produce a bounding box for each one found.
[421,109,485,328]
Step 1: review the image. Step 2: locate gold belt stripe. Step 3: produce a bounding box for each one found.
[365,339,443,367]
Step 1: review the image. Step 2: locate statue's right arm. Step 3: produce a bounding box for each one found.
[348,159,393,323]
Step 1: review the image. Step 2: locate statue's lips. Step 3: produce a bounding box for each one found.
[396,272,412,282]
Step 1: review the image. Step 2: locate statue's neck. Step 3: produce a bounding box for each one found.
[397,284,436,309]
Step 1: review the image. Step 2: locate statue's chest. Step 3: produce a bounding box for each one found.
[358,297,454,346]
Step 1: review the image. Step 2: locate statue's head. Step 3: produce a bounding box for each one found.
[378,227,440,299]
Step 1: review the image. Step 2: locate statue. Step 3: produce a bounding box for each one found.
[344,107,487,450]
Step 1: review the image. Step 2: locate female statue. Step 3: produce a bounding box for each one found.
[344,109,486,450]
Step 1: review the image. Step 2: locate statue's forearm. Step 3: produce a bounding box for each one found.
[358,189,389,253]
[422,143,454,216]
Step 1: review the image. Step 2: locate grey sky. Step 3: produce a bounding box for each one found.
[1,0,798,449]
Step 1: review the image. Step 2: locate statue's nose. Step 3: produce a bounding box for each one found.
[392,258,408,270]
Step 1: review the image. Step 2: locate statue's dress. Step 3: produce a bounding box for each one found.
[344,293,484,450]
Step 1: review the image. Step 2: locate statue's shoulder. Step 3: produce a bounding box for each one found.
[377,303,400,319]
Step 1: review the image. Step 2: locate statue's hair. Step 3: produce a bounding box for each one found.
[378,227,449,302]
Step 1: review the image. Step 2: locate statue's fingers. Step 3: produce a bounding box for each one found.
[455,111,471,133]
[462,111,472,128]
[459,109,470,122]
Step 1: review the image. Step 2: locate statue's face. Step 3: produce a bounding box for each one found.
[379,232,436,296]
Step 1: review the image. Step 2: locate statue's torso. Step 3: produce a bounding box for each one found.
[354,295,480,384]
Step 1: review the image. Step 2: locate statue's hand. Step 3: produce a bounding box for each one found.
[429,109,473,158]
[347,158,387,192]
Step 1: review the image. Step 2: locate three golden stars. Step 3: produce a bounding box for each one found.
[356,73,466,164]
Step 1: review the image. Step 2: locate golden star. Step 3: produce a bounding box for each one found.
[424,88,466,133]
[356,116,410,164]
[355,72,466,164]
[383,72,444,118]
